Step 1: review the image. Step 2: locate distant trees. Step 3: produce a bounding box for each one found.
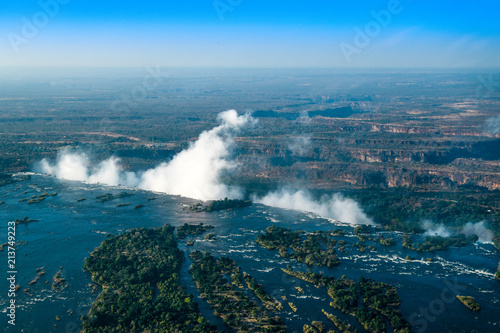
[82,225,216,333]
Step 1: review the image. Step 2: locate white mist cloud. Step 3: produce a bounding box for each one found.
[461,221,494,242]
[483,116,500,135]
[422,220,494,242]
[37,109,375,224]
[422,220,453,238]
[139,110,254,200]
[39,152,90,182]
[288,135,311,156]
[38,110,253,200]
[253,189,374,225]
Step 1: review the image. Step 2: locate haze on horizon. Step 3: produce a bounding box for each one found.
[0,0,499,69]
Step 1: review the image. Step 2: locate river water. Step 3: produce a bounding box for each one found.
[1,174,499,332]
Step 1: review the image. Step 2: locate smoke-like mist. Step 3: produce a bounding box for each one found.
[253,189,374,225]
[483,116,500,135]
[38,109,376,224]
[422,220,494,242]
[139,110,254,200]
[38,110,253,200]
[288,135,311,156]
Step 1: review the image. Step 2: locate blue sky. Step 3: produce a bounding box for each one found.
[1,0,499,68]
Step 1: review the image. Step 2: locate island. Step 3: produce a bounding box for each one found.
[281,268,411,333]
[82,225,216,332]
[188,197,252,212]
[456,296,481,311]
[256,225,341,267]
[403,234,478,252]
[95,191,134,203]
[176,223,214,240]
[189,251,286,332]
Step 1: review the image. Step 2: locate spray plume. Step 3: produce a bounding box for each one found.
[422,220,494,242]
[253,189,374,225]
[39,110,252,200]
[38,110,374,225]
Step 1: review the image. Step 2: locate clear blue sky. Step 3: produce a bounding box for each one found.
[1,0,499,68]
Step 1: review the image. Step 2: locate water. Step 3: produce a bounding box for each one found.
[1,174,499,332]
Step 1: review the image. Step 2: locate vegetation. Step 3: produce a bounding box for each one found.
[403,233,478,252]
[243,272,283,310]
[321,309,358,333]
[456,296,481,311]
[15,216,39,225]
[176,223,214,240]
[353,225,373,235]
[82,225,215,333]
[205,233,216,241]
[282,268,411,333]
[0,173,30,187]
[190,251,286,332]
[52,268,67,290]
[379,237,396,246]
[25,192,50,204]
[256,226,341,267]
[188,198,252,212]
[95,192,134,203]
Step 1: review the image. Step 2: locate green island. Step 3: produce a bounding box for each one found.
[15,216,39,225]
[27,192,50,204]
[402,233,478,252]
[379,236,396,246]
[177,223,215,240]
[82,225,216,333]
[0,173,30,187]
[322,310,358,333]
[256,225,342,267]
[353,225,374,235]
[188,197,252,212]
[281,268,411,333]
[95,191,134,203]
[494,237,500,280]
[189,251,286,332]
[456,296,481,311]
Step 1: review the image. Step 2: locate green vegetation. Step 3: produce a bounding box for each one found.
[282,268,411,333]
[190,252,286,332]
[176,223,214,240]
[322,310,358,333]
[347,189,500,235]
[379,237,396,246]
[243,272,283,310]
[353,225,373,235]
[95,192,134,203]
[403,233,478,252]
[303,324,315,333]
[15,216,39,225]
[257,226,341,267]
[188,198,252,212]
[52,268,67,290]
[82,225,215,333]
[456,296,481,311]
[0,173,30,187]
[205,233,216,241]
[26,192,49,204]
[494,237,500,280]
[311,321,326,332]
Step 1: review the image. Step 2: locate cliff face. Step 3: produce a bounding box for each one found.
[233,118,500,191]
